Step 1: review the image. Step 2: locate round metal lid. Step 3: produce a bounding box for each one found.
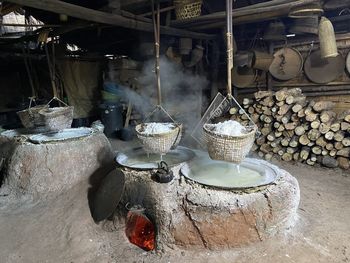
[92,168,125,222]
[232,66,257,88]
[115,146,195,170]
[180,151,279,190]
[0,127,49,138]
[304,50,345,84]
[28,128,94,144]
[269,47,303,81]
[346,51,350,75]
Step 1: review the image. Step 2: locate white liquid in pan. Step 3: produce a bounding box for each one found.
[118,147,195,169]
[181,150,277,189]
[188,162,263,188]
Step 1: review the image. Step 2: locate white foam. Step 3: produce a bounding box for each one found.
[141,122,174,135]
[211,120,246,136]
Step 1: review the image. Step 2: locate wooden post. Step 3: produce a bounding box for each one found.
[152,1,161,106]
[226,0,233,96]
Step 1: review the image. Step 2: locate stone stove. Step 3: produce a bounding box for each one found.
[0,128,113,199]
[119,151,300,250]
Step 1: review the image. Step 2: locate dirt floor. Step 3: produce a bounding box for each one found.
[0,139,349,263]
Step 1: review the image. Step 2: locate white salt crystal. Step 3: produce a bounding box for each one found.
[212,120,246,136]
[141,122,174,135]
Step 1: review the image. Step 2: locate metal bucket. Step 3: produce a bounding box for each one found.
[251,50,274,71]
[304,50,345,84]
[269,47,303,81]
[263,21,286,41]
[232,66,257,88]
[99,103,123,137]
[319,16,338,58]
[289,16,319,35]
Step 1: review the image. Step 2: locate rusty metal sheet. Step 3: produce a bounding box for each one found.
[269,47,303,81]
[304,50,345,84]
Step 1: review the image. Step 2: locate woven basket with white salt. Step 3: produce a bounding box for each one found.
[203,120,256,163]
[135,122,182,155]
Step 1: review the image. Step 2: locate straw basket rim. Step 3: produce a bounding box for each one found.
[17,104,48,114]
[135,123,182,138]
[39,106,74,117]
[203,124,257,140]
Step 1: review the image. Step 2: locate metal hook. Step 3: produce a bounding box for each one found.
[339,8,350,16]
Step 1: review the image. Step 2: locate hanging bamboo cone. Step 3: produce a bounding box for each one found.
[319,16,338,58]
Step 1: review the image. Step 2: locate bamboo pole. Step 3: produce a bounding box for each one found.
[151,0,161,106]
[21,47,36,97]
[44,44,58,98]
[226,0,233,96]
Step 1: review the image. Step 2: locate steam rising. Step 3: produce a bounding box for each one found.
[140,57,207,129]
[109,56,208,144]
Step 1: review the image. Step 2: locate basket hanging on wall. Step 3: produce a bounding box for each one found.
[318,16,338,58]
[174,0,202,20]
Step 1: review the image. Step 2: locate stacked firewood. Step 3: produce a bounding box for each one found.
[230,88,350,170]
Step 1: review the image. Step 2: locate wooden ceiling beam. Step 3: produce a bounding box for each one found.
[4,0,215,39]
[121,0,170,8]
[171,0,319,27]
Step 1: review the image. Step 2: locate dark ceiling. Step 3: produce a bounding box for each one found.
[1,0,350,56]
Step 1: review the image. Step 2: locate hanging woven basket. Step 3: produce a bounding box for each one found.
[135,123,182,155]
[174,0,202,20]
[39,106,74,132]
[203,124,257,164]
[17,104,48,129]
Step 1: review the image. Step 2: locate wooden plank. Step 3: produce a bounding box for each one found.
[121,0,169,8]
[5,0,215,39]
[140,6,175,17]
